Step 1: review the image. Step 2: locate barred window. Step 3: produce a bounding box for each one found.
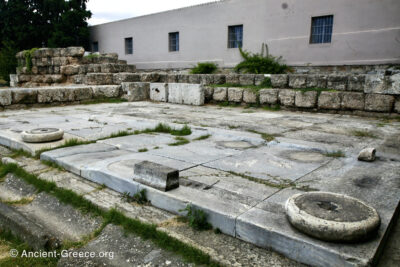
[125,37,133,54]
[228,25,243,48]
[310,15,333,44]
[169,32,179,52]
[92,42,98,52]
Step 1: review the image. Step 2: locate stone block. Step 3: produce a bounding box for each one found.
[306,75,327,88]
[67,57,81,65]
[126,65,136,73]
[327,75,347,90]
[167,74,178,83]
[133,161,179,191]
[226,74,240,84]
[85,73,113,85]
[150,83,168,102]
[73,87,93,101]
[9,74,18,87]
[318,91,342,110]
[259,89,279,104]
[394,99,400,113]
[364,74,386,94]
[199,74,213,85]
[168,83,204,106]
[65,47,85,57]
[289,75,307,89]
[18,75,32,83]
[295,91,317,108]
[141,73,160,82]
[212,74,226,85]
[271,74,288,88]
[113,73,141,84]
[278,89,296,106]
[385,73,400,95]
[254,75,266,86]
[92,85,121,98]
[0,89,12,106]
[100,63,119,73]
[121,82,150,102]
[365,94,395,112]
[213,87,227,101]
[50,75,63,83]
[86,64,102,73]
[177,74,189,83]
[228,87,243,102]
[239,74,255,86]
[348,75,365,92]
[12,88,38,104]
[204,86,214,101]
[243,90,258,104]
[188,75,200,84]
[37,88,66,103]
[60,65,80,76]
[341,92,365,110]
[158,73,168,83]
[71,75,86,84]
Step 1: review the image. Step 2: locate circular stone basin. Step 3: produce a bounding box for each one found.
[289,151,325,162]
[21,128,64,143]
[218,141,254,149]
[285,192,380,242]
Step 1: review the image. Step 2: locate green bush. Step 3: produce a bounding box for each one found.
[234,48,287,74]
[180,205,212,230]
[190,62,218,74]
[0,41,18,84]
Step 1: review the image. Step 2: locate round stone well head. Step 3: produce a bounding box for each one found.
[21,127,64,143]
[218,141,254,150]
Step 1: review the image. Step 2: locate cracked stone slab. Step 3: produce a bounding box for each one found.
[0,174,37,202]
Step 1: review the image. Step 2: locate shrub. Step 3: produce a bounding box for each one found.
[190,62,218,74]
[234,48,287,74]
[0,41,18,84]
[180,205,212,230]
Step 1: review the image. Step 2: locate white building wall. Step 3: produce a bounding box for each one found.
[90,0,400,69]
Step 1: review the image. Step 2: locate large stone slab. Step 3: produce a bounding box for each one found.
[98,134,176,152]
[121,82,149,101]
[168,83,204,106]
[150,83,168,102]
[134,161,179,191]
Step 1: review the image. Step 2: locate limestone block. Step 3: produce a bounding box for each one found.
[226,74,240,84]
[278,89,296,106]
[50,75,63,83]
[126,64,136,73]
[348,75,366,92]
[364,94,395,112]
[113,73,141,84]
[213,74,226,85]
[254,75,266,86]
[37,88,66,103]
[86,64,102,73]
[295,91,318,108]
[243,90,257,104]
[239,74,255,86]
[318,91,342,110]
[158,74,168,83]
[364,74,386,94]
[341,92,365,110]
[133,161,179,191]
[85,73,113,85]
[0,89,12,106]
[204,86,214,101]
[259,89,278,104]
[199,75,213,85]
[101,64,120,73]
[12,88,38,104]
[92,85,121,98]
[71,75,86,84]
[358,148,376,162]
[150,83,168,102]
[188,75,200,84]
[213,87,227,101]
[289,75,307,89]
[65,47,85,57]
[141,73,160,82]
[66,57,81,65]
[177,74,189,83]
[73,87,93,101]
[168,83,204,106]
[395,99,400,113]
[306,75,327,88]
[228,88,244,102]
[121,82,150,102]
[327,75,347,91]
[18,75,32,83]
[78,65,87,74]
[385,73,400,95]
[270,74,288,88]
[167,74,178,83]
[9,74,18,87]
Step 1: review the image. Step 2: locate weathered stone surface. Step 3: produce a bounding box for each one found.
[295,91,317,108]
[12,88,38,104]
[0,89,12,106]
[18,75,32,83]
[226,74,240,84]
[239,74,255,86]
[177,74,189,83]
[306,75,327,88]
[167,74,178,83]
[364,94,395,112]
[254,75,266,86]
[134,161,179,191]
[213,74,226,85]
[168,83,204,106]
[188,74,200,84]
[122,82,150,101]
[395,98,400,113]
[9,74,18,87]
[92,85,121,98]
[37,88,66,103]
[204,86,214,101]
[100,63,120,73]
[21,128,64,143]
[86,64,102,73]
[243,90,257,104]
[85,73,113,85]
[141,72,160,82]
[65,47,85,57]
[289,75,307,89]
[73,87,93,101]
[259,89,278,104]
[213,87,227,101]
[385,73,400,95]
[341,92,365,110]
[199,74,213,85]
[348,75,366,92]
[327,75,347,91]
[278,89,296,106]
[70,74,86,84]
[318,91,342,110]
[358,147,376,162]
[150,83,168,102]
[270,74,288,88]
[60,65,80,76]
[365,74,386,94]
[228,87,244,102]
[113,73,141,84]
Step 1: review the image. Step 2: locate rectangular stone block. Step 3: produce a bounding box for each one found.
[177,74,189,83]
[60,65,80,76]
[278,89,296,106]
[168,83,204,106]
[199,75,213,85]
[228,87,243,102]
[289,75,307,89]
[86,64,102,73]
[254,75,266,86]
[85,73,113,85]
[150,83,168,102]
[239,74,255,86]
[0,89,12,106]
[306,75,327,88]
[341,92,365,110]
[9,74,18,87]
[385,73,400,95]
[122,82,150,102]
[318,91,342,110]
[348,75,365,92]
[141,73,160,82]
[12,88,38,104]
[133,161,179,191]
[188,75,200,84]
[167,74,178,83]
[365,74,386,94]
[295,91,317,108]
[92,85,121,98]
[73,87,93,101]
[113,73,141,84]
[226,74,240,84]
[395,98,400,113]
[37,88,71,103]
[243,90,257,104]
[100,63,120,73]
[213,87,227,101]
[259,89,278,104]
[327,75,347,91]
[270,74,288,88]
[204,86,214,101]
[212,74,226,85]
[365,94,395,112]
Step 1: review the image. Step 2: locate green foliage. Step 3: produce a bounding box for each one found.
[350,130,377,139]
[247,129,275,142]
[234,48,287,74]
[138,148,148,152]
[180,205,212,231]
[136,123,192,136]
[193,134,211,141]
[122,189,148,205]
[0,41,18,84]
[84,53,100,59]
[169,137,190,146]
[190,62,218,74]
[22,48,38,73]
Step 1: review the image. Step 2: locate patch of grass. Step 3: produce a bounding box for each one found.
[2,197,33,206]
[9,149,32,159]
[136,123,192,136]
[323,150,345,158]
[107,130,132,139]
[242,110,255,113]
[193,134,211,141]
[263,104,281,111]
[228,125,239,129]
[214,228,222,234]
[169,137,190,146]
[153,146,160,149]
[179,205,212,231]
[96,183,107,190]
[138,148,148,153]
[190,62,218,74]
[0,162,219,266]
[42,160,65,171]
[218,101,240,108]
[247,129,275,142]
[80,98,127,105]
[84,53,100,59]
[121,189,148,205]
[350,130,377,139]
